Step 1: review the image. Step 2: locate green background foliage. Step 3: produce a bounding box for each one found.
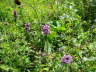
[0,0,96,72]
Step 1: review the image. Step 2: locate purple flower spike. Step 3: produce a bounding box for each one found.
[25,23,30,32]
[15,0,21,5]
[61,54,73,64]
[13,10,17,17]
[42,24,50,35]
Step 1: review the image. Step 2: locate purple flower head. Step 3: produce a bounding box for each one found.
[61,54,73,64]
[42,24,50,35]
[13,10,17,17]
[25,23,30,32]
[15,0,21,5]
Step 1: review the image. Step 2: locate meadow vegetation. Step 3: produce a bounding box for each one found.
[0,0,96,72]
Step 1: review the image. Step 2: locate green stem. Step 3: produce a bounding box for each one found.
[44,35,51,54]
[67,64,69,72]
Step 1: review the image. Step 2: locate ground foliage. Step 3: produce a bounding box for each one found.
[0,0,96,72]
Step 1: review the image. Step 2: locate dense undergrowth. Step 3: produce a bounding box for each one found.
[0,0,96,72]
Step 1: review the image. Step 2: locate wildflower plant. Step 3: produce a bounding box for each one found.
[13,9,17,22]
[41,24,52,54]
[13,10,17,17]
